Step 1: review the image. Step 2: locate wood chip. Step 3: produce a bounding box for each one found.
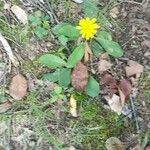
[9,74,27,100]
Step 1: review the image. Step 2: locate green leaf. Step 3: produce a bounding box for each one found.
[85,76,100,97]
[96,31,112,41]
[52,23,69,34]
[53,23,80,40]
[58,68,71,87]
[58,35,68,46]
[66,44,84,68]
[38,54,67,68]
[28,15,41,26]
[96,38,124,58]
[42,70,60,82]
[82,0,98,17]
[54,86,62,94]
[34,26,48,38]
[91,40,104,57]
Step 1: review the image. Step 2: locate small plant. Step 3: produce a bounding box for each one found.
[38,0,124,98]
[28,11,50,39]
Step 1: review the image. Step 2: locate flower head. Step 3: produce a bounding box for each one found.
[76,18,99,40]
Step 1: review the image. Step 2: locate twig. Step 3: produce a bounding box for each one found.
[130,95,140,133]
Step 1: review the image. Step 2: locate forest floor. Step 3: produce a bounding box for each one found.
[0,0,150,150]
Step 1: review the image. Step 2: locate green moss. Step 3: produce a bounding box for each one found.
[67,100,124,149]
[141,73,150,105]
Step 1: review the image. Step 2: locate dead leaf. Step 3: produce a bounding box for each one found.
[71,62,88,91]
[105,94,122,114]
[11,5,28,24]
[98,60,112,73]
[118,88,126,106]
[70,95,77,117]
[141,40,150,49]
[109,7,119,18]
[9,74,27,100]
[0,33,19,67]
[0,102,11,113]
[98,53,112,73]
[100,53,109,60]
[84,41,93,63]
[106,137,125,150]
[101,73,118,97]
[125,60,143,78]
[119,79,132,98]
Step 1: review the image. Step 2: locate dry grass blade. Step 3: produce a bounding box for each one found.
[0,33,19,67]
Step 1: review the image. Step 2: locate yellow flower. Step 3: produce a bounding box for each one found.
[76,18,99,40]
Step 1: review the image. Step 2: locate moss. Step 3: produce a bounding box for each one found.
[68,100,124,149]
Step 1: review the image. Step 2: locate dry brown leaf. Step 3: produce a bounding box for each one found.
[98,60,112,73]
[0,33,19,67]
[11,5,28,24]
[141,40,150,49]
[119,79,132,98]
[84,41,93,63]
[125,60,143,77]
[100,53,109,60]
[98,53,112,73]
[0,102,11,113]
[109,7,119,18]
[106,137,125,150]
[71,62,88,91]
[105,94,122,114]
[101,73,118,96]
[118,88,126,106]
[9,74,27,100]
[70,95,77,117]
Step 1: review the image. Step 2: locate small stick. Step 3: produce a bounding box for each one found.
[130,95,140,133]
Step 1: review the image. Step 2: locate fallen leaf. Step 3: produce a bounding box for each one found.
[101,73,118,97]
[11,5,28,24]
[141,40,150,49]
[9,74,27,100]
[118,88,126,106]
[106,137,125,150]
[105,94,122,114]
[71,62,88,91]
[100,53,109,60]
[98,60,112,73]
[125,60,143,78]
[84,41,93,63]
[0,33,19,67]
[109,7,119,18]
[0,102,11,113]
[98,53,112,73]
[119,79,132,98]
[70,95,77,117]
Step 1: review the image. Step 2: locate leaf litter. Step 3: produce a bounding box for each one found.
[99,53,144,115]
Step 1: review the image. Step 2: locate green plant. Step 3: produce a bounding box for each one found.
[37,0,124,98]
[28,11,50,39]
